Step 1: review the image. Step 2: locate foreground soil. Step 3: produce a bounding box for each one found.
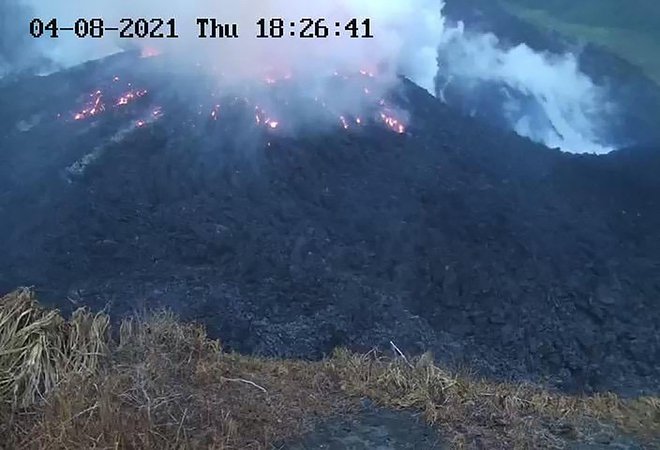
[1,290,658,449]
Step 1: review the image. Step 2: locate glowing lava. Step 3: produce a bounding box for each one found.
[254,106,280,131]
[74,90,105,121]
[135,107,164,128]
[379,111,406,134]
[141,47,161,58]
[116,89,148,106]
[210,105,220,120]
[71,80,150,122]
[68,68,408,137]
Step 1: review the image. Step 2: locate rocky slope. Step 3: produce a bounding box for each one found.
[0,52,659,397]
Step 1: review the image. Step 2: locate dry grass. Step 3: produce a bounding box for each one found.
[1,289,659,449]
[0,288,109,409]
[1,292,351,449]
[331,349,660,448]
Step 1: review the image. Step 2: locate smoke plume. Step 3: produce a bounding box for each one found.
[434,21,615,154]
[4,0,617,153]
[18,0,441,90]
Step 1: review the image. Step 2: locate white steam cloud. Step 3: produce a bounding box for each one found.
[26,0,444,92]
[9,0,616,153]
[435,21,615,154]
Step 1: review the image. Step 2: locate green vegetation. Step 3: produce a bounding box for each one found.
[500,0,660,85]
[1,289,659,449]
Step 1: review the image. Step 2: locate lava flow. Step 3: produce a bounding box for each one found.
[69,63,407,137]
[380,110,406,134]
[116,89,148,106]
[74,90,105,121]
[71,79,151,122]
[254,106,279,130]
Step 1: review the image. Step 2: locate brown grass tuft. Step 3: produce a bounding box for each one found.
[1,303,351,449]
[1,289,658,449]
[330,348,660,448]
[0,288,109,409]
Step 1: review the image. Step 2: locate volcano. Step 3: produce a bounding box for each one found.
[1,50,659,397]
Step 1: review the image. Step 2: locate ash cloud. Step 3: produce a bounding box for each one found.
[9,0,618,153]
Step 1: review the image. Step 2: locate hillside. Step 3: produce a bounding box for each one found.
[1,51,659,401]
[500,0,660,85]
[2,2,660,446]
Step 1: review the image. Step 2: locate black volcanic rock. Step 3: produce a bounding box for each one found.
[0,54,659,397]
